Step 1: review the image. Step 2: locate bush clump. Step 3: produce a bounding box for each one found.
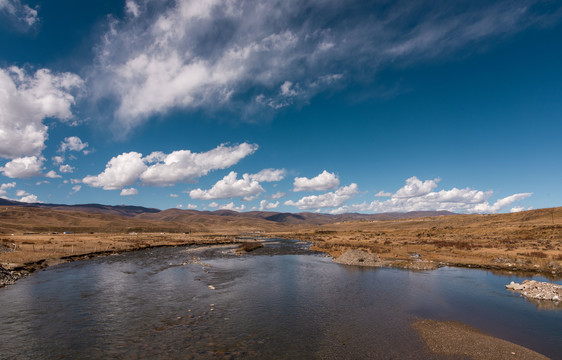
[237,241,264,252]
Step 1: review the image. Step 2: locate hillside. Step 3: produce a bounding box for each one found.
[0,198,454,225]
[0,206,285,234]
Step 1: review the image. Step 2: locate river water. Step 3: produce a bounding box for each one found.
[0,239,561,359]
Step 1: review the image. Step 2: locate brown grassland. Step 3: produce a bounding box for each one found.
[283,207,562,277]
[1,205,561,279]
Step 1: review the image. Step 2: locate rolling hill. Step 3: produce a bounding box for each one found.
[0,198,454,227]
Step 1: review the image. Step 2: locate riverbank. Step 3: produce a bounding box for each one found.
[412,319,549,359]
[0,232,247,287]
[271,212,562,279]
[3,225,562,288]
[2,206,561,282]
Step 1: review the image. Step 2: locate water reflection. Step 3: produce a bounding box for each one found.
[0,239,560,359]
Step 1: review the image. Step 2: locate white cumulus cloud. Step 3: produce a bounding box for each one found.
[120,187,138,196]
[83,144,258,190]
[15,189,40,203]
[0,182,16,197]
[293,170,340,192]
[59,164,74,173]
[285,183,358,210]
[1,156,43,178]
[52,156,65,165]
[329,176,532,214]
[45,170,61,178]
[83,152,146,190]
[140,143,258,186]
[190,171,264,200]
[394,176,440,198]
[471,193,533,213]
[259,200,279,211]
[0,67,82,159]
[271,191,286,199]
[16,189,28,197]
[219,202,246,211]
[19,194,39,203]
[59,136,88,153]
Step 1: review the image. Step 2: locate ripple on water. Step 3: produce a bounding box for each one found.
[0,239,560,359]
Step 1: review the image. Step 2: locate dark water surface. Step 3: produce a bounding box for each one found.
[1,239,561,359]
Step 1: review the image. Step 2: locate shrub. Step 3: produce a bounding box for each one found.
[237,242,264,252]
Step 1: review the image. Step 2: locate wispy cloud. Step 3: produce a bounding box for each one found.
[271,191,287,199]
[0,0,38,29]
[89,0,561,132]
[250,168,286,182]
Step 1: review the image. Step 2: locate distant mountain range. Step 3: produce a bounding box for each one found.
[0,198,454,225]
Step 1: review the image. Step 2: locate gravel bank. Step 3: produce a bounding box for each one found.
[412,319,549,360]
[0,265,24,287]
[506,280,562,301]
[333,249,385,267]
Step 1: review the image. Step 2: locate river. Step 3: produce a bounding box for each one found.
[0,239,560,359]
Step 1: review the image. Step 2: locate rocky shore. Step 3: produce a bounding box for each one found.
[0,265,25,287]
[506,280,562,301]
[333,249,386,267]
[333,249,440,270]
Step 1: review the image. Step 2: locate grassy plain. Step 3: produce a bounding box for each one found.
[282,207,562,276]
[1,205,561,278]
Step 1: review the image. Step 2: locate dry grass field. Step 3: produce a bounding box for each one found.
[278,207,562,276]
[1,205,561,279]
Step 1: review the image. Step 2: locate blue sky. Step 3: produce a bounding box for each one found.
[0,0,561,214]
